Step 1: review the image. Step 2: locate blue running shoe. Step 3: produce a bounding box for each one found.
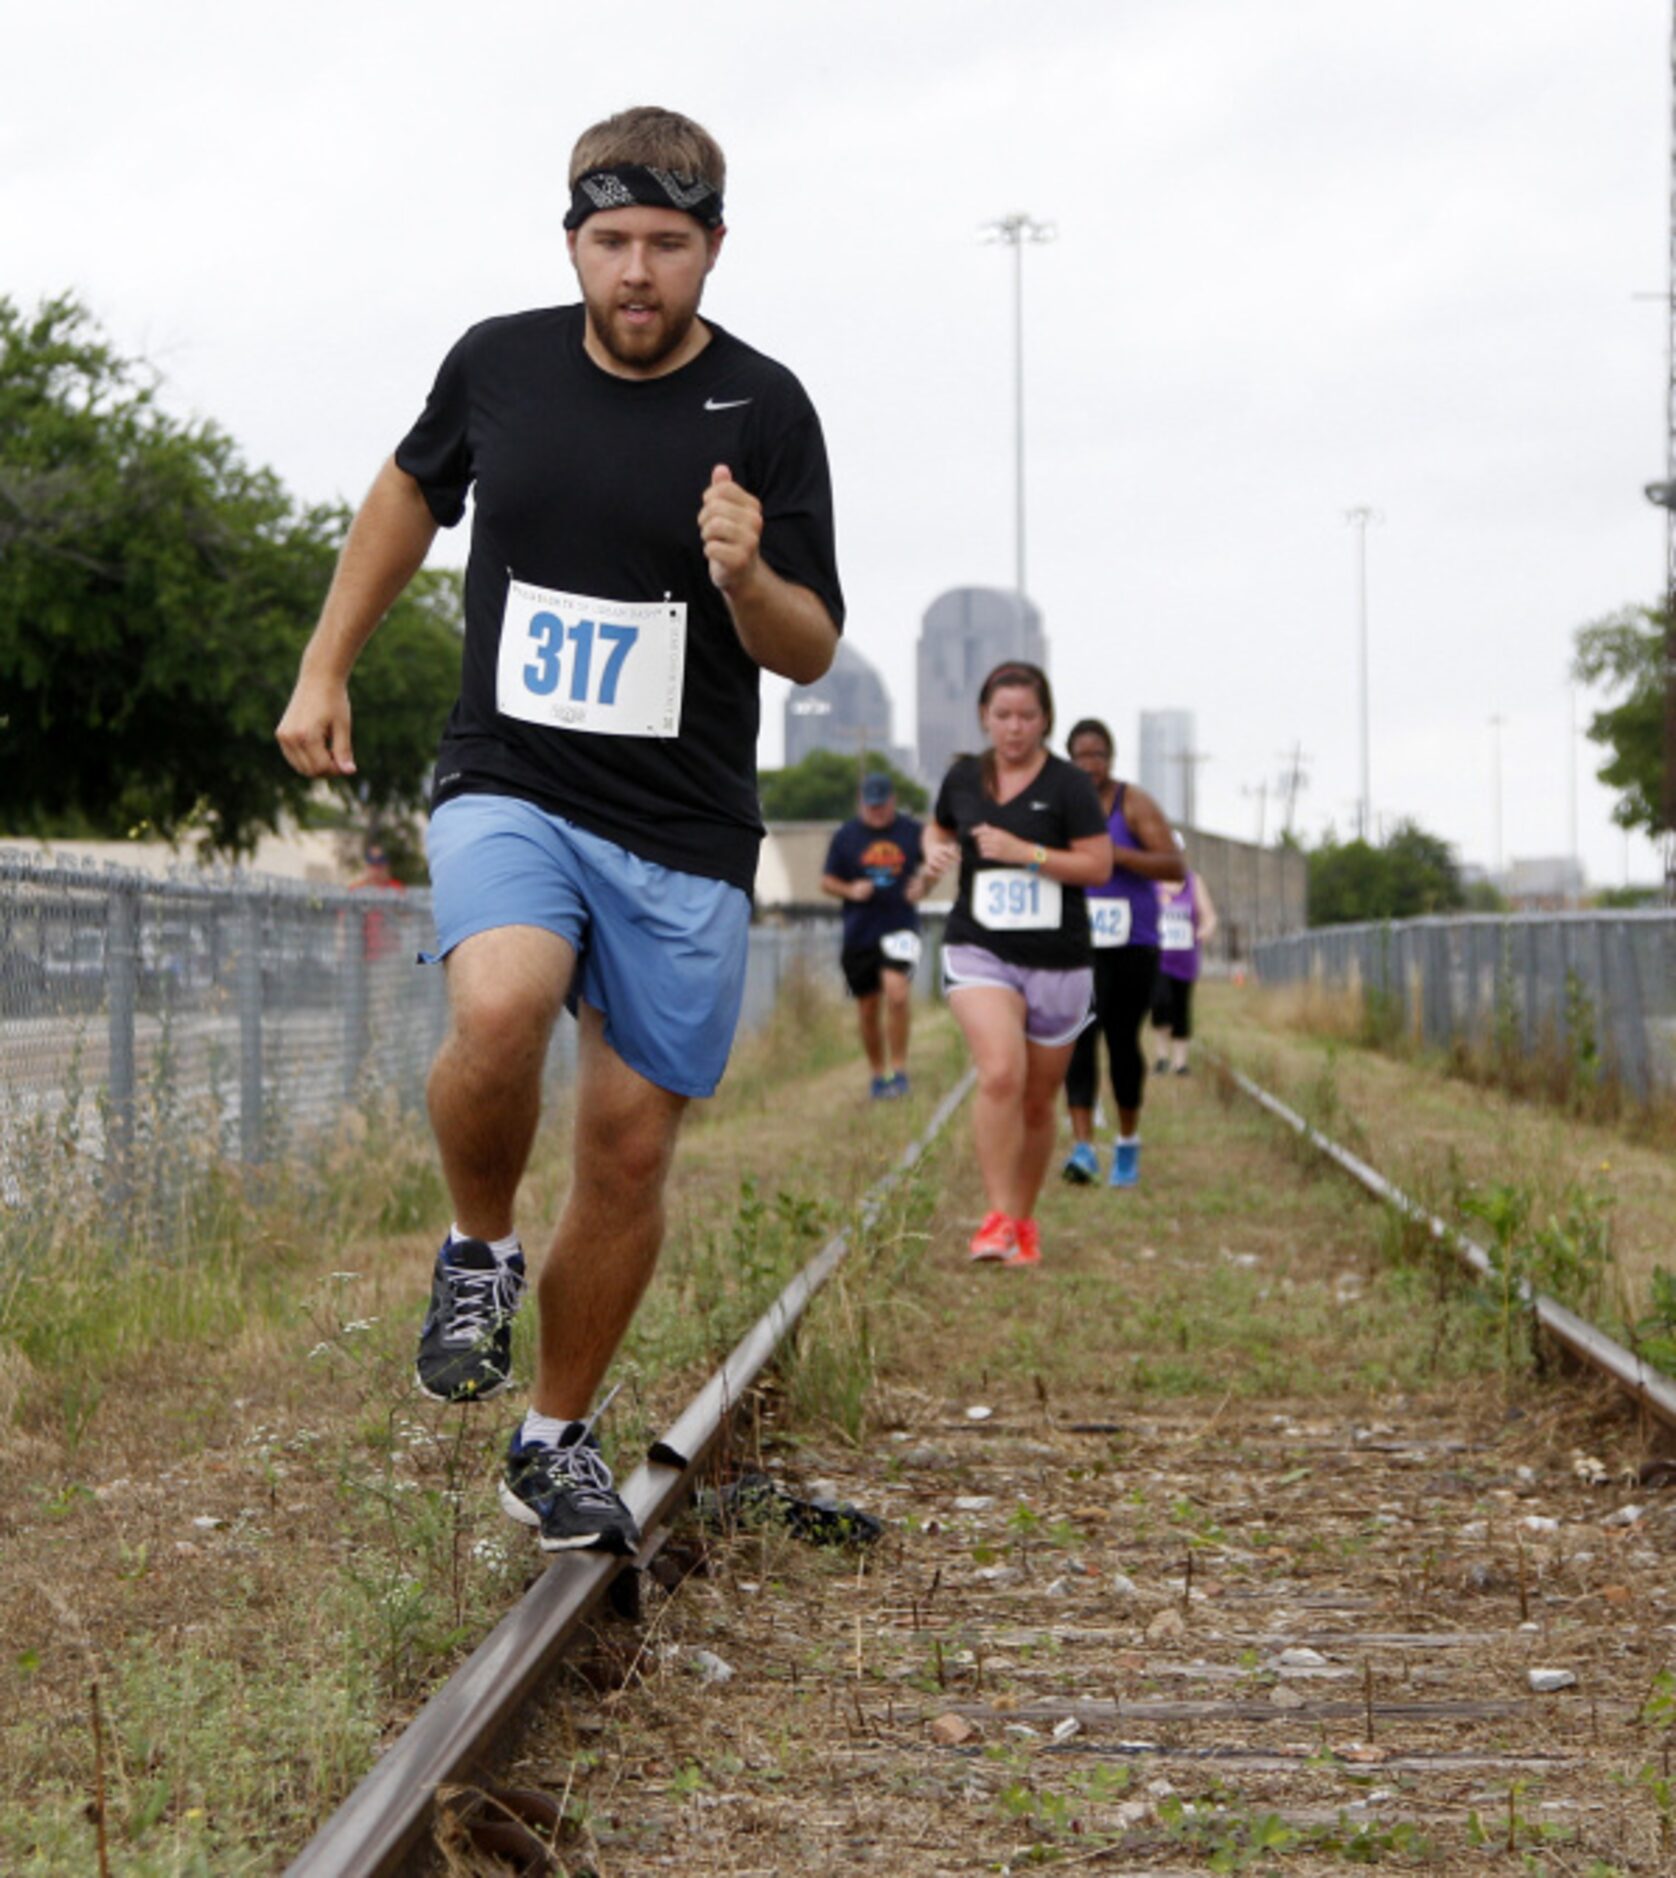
[415,1237,526,1403]
[1061,1141,1099,1185]
[890,1070,910,1097]
[870,1074,897,1100]
[1110,1140,1141,1188]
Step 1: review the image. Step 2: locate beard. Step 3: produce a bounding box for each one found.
[583,284,703,373]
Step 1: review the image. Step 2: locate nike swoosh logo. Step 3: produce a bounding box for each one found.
[1029,801,1050,810]
[704,397,752,411]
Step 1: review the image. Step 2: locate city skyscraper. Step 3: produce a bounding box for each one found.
[1138,709,1197,825]
[915,587,1046,783]
[782,637,895,767]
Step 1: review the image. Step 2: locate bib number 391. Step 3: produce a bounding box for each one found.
[498,577,685,738]
[974,868,1062,932]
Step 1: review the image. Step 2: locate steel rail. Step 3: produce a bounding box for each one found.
[283,1068,975,1877]
[1220,1060,1676,1433]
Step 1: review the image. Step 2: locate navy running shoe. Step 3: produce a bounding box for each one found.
[499,1422,641,1555]
[414,1237,526,1403]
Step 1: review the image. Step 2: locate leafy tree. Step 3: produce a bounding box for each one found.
[0,293,460,854]
[1307,819,1465,926]
[759,747,928,820]
[1572,604,1666,836]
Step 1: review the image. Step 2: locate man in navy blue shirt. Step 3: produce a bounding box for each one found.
[821,774,925,1097]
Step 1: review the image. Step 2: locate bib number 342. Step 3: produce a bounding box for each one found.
[497,577,686,738]
[974,868,1062,932]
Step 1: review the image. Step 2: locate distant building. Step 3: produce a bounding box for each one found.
[1138,710,1197,824]
[916,587,1046,783]
[1505,856,1585,909]
[784,638,895,767]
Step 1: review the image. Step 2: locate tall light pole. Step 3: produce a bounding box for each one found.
[1489,713,1507,881]
[1643,2,1676,901]
[981,212,1055,631]
[1567,681,1580,904]
[1343,506,1383,841]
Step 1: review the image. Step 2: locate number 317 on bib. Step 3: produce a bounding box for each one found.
[497,576,686,738]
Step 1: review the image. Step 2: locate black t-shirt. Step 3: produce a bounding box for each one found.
[933,752,1107,967]
[823,813,924,951]
[395,305,845,892]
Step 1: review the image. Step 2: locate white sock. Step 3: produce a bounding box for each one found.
[1117,1134,1140,1147]
[450,1224,523,1262]
[522,1410,582,1447]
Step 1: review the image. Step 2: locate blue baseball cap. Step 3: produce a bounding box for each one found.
[860,773,894,806]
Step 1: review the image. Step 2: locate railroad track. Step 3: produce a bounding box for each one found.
[288,1053,1675,1874]
[283,1070,975,1876]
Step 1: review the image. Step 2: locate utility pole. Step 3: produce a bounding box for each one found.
[1344,506,1382,841]
[981,211,1056,634]
[1242,781,1269,846]
[1171,746,1210,829]
[1276,742,1311,840]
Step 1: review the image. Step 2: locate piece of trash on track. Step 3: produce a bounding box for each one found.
[1601,1504,1644,1529]
[693,1471,884,1547]
[1528,1668,1577,1693]
[1272,1646,1329,1669]
[1052,1716,1081,1741]
[689,1650,735,1685]
[965,1404,994,1421]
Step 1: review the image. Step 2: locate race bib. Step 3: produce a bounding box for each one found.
[1089,899,1132,949]
[497,577,685,738]
[973,868,1062,933]
[880,930,923,967]
[1160,907,1194,952]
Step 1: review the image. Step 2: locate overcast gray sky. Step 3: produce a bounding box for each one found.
[6,0,1669,884]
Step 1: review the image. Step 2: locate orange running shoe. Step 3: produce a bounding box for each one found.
[1004,1218,1041,1267]
[968,1210,1018,1261]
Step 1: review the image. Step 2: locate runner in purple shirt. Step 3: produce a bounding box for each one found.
[1060,718,1185,1190]
[1152,867,1218,1075]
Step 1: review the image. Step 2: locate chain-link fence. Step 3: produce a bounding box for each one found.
[1254,913,1676,1100]
[0,853,859,1213]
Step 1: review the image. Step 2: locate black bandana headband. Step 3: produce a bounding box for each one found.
[564,164,724,231]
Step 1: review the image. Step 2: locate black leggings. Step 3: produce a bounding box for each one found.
[1152,975,1194,1041]
[1065,945,1159,1114]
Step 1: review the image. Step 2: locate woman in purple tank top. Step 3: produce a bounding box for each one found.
[1151,869,1218,1074]
[1060,718,1186,1189]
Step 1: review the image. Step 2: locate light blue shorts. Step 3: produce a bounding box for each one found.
[425,793,751,1098]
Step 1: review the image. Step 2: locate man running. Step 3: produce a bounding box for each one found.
[820,773,926,1098]
[276,106,843,1555]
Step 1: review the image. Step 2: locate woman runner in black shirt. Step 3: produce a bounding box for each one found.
[921,663,1111,1267]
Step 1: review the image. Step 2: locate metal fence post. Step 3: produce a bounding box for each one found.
[106,880,139,1203]
[1608,920,1653,1101]
[238,893,264,1165]
[343,908,369,1104]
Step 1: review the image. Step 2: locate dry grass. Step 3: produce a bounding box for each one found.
[1207,981,1676,1329]
[0,975,962,1872]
